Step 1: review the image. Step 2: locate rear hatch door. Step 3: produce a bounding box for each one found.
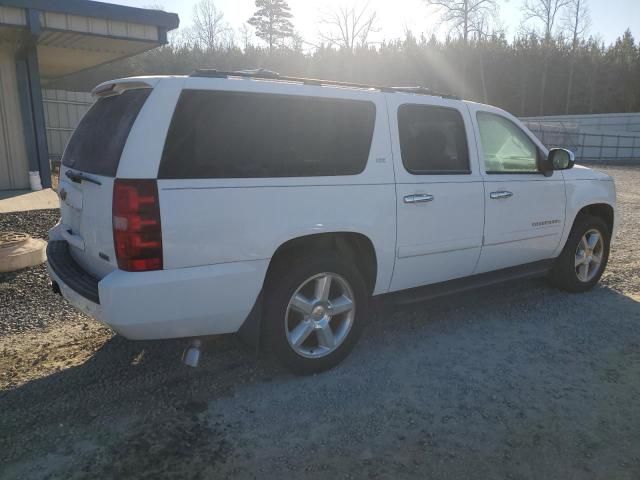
[58,85,152,279]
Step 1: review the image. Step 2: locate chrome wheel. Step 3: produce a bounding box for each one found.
[575,229,604,282]
[285,272,356,359]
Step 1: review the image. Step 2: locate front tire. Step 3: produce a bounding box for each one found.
[549,214,610,292]
[263,252,368,374]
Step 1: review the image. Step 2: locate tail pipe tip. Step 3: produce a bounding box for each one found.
[182,339,202,368]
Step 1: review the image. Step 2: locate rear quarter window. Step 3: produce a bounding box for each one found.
[62,88,151,177]
[159,90,376,179]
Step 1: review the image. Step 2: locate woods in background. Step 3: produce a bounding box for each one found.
[49,0,640,117]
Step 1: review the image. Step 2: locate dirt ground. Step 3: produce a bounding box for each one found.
[1,165,639,479]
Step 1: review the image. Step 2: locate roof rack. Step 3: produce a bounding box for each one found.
[190,68,461,100]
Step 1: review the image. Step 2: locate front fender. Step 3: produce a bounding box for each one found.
[553,178,617,256]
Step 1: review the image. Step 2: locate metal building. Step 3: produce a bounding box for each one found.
[0,0,178,191]
[43,89,94,167]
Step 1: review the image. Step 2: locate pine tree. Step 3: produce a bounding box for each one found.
[248,0,294,54]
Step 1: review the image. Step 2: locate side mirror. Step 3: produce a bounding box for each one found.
[547,148,575,170]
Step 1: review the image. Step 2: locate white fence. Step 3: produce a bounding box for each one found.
[42,89,93,165]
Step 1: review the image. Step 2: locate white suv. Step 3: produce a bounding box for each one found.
[48,70,617,373]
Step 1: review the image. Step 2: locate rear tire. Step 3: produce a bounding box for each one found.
[263,251,368,374]
[549,214,610,293]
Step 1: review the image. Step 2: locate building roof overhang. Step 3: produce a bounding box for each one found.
[0,0,178,78]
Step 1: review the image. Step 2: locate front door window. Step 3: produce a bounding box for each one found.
[476,112,539,174]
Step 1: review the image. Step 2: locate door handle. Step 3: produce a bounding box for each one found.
[490,191,513,200]
[404,194,434,204]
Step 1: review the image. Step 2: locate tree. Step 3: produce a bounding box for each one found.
[248,0,295,54]
[424,0,498,44]
[49,21,640,119]
[319,1,379,52]
[606,30,640,112]
[521,0,570,39]
[189,0,230,50]
[563,0,590,47]
[424,0,498,101]
[521,0,571,114]
[239,23,253,51]
[563,0,590,113]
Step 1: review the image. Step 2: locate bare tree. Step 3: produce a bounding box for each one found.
[319,1,379,52]
[563,0,591,113]
[239,23,253,51]
[521,0,571,39]
[190,0,230,50]
[563,0,590,47]
[424,0,498,44]
[473,15,495,103]
[290,31,305,52]
[424,1,498,102]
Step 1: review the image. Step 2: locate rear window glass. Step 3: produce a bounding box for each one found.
[62,88,151,177]
[398,104,470,174]
[158,90,376,179]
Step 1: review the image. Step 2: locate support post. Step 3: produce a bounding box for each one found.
[15,59,39,175]
[17,8,51,189]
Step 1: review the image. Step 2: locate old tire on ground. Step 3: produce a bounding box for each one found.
[263,251,368,374]
[549,214,610,293]
[0,232,47,273]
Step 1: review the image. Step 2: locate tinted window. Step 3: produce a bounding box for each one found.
[62,89,151,176]
[398,104,470,174]
[159,90,376,179]
[476,112,539,173]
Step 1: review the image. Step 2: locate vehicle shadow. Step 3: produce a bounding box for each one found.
[2,278,640,476]
[4,278,640,401]
[4,278,640,390]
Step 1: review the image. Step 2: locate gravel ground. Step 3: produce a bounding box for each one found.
[1,165,639,479]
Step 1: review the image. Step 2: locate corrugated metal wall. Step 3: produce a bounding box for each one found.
[521,113,640,134]
[522,113,640,163]
[42,89,93,165]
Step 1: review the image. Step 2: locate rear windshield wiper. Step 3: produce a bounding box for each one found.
[65,170,102,186]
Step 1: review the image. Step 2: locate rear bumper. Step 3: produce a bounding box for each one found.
[47,241,269,340]
[47,241,100,303]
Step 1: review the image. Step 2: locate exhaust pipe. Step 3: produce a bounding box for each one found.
[182,338,202,367]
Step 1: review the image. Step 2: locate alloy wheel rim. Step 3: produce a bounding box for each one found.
[575,229,604,282]
[285,272,356,359]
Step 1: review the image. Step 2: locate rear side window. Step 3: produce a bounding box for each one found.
[398,104,470,174]
[62,89,151,177]
[159,90,376,179]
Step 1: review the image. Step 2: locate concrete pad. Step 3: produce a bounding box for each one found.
[0,189,59,213]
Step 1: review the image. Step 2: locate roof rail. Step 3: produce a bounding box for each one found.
[389,86,460,100]
[190,68,461,100]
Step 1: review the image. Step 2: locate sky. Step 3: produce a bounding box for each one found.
[109,0,640,47]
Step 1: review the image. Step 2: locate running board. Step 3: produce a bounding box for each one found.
[381,260,554,305]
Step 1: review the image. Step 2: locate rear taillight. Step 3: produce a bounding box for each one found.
[112,179,163,272]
